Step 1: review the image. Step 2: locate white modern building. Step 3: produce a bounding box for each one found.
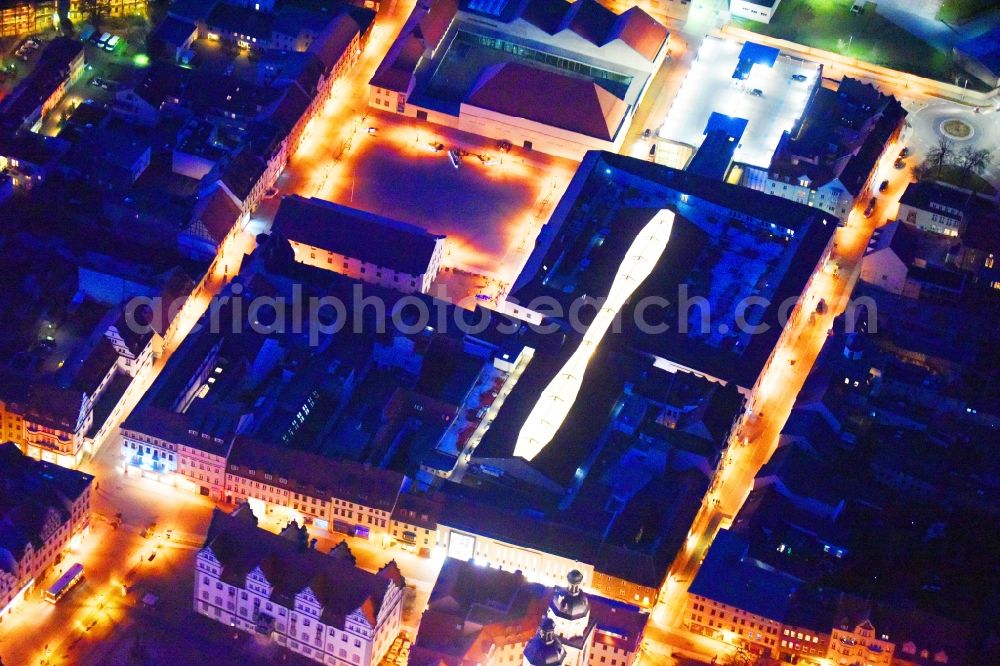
[274,196,446,295]
[195,505,405,666]
[729,0,781,24]
[369,0,669,161]
[658,37,819,171]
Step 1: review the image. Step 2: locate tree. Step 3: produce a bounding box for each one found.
[725,648,759,666]
[926,137,955,177]
[956,146,993,186]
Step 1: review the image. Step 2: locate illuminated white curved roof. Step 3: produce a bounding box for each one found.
[513,209,674,461]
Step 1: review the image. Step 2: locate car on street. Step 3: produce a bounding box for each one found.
[894,158,906,169]
[749,88,763,97]
[864,197,877,217]
[898,147,909,159]
[879,179,890,192]
[791,74,807,82]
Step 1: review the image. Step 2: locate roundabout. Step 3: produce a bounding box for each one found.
[907,101,1000,190]
[940,118,974,140]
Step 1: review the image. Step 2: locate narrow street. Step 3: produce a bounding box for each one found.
[641,137,910,661]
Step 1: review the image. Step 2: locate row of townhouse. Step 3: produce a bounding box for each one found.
[0,310,157,469]
[0,444,94,621]
[118,7,375,219]
[224,9,374,217]
[684,531,967,665]
[0,37,84,134]
[119,404,665,610]
[740,77,907,222]
[119,412,405,545]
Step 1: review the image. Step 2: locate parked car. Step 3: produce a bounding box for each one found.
[864,197,877,217]
[749,88,764,97]
[894,158,906,169]
[898,147,909,159]
[791,74,807,82]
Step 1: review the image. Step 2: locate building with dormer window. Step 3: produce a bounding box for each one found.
[194,505,404,665]
[0,443,93,621]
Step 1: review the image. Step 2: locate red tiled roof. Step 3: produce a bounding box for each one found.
[417,0,459,47]
[609,7,668,61]
[464,62,627,141]
[192,186,242,245]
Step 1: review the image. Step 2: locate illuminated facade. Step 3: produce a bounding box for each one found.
[741,77,906,221]
[0,0,144,38]
[514,209,673,461]
[195,506,404,666]
[0,1,55,38]
[223,437,404,544]
[827,620,894,666]
[275,196,447,295]
[22,385,92,469]
[66,0,147,22]
[729,0,781,24]
[0,443,93,621]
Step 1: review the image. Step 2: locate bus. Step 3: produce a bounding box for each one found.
[44,563,84,604]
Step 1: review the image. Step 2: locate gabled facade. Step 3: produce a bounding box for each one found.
[0,443,93,621]
[194,506,404,665]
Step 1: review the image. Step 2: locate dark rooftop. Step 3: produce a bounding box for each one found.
[689,529,799,620]
[273,195,444,275]
[202,506,402,628]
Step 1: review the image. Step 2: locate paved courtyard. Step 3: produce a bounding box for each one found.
[269,106,574,300]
